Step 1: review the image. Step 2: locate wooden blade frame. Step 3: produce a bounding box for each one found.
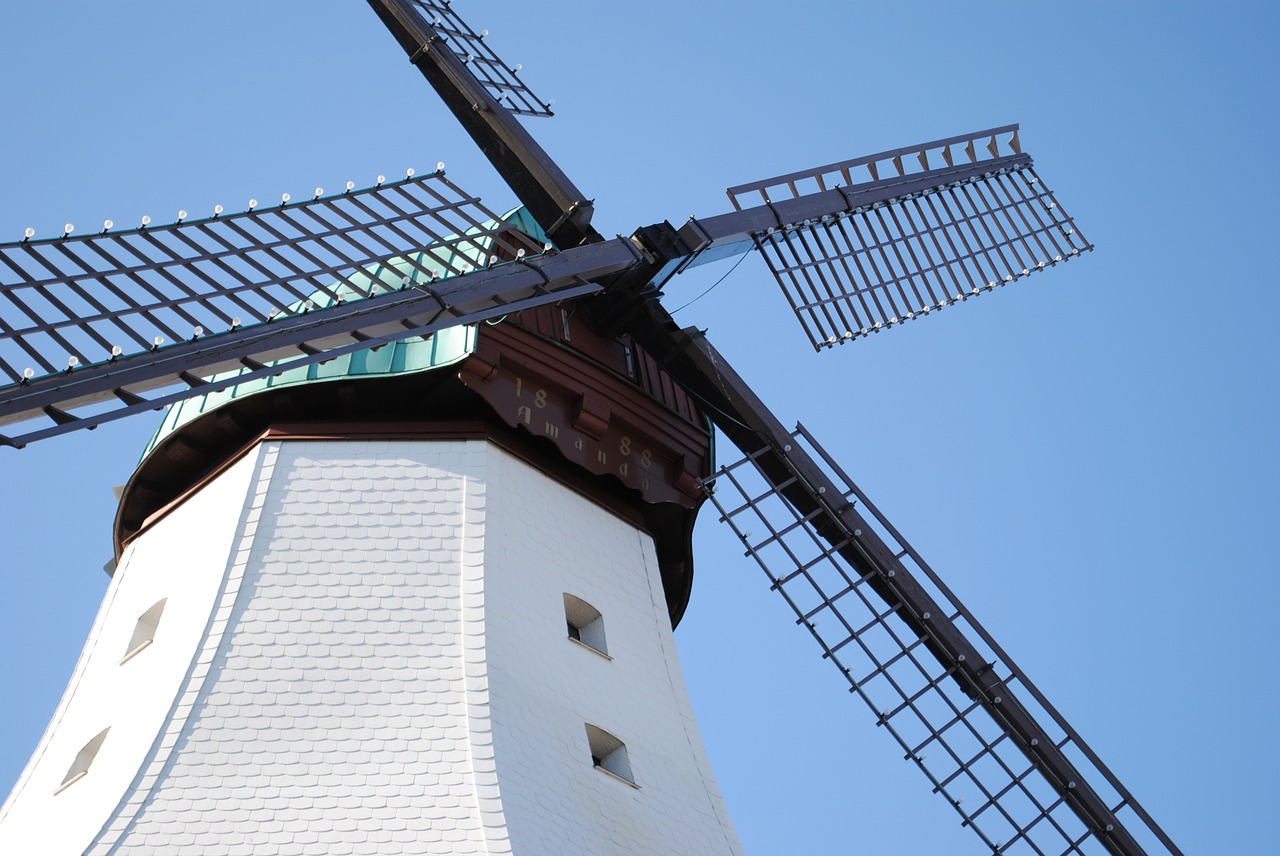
[625,302,1182,856]
[0,172,533,382]
[404,0,555,117]
[705,425,1183,856]
[365,0,598,249]
[0,171,643,446]
[727,126,1093,351]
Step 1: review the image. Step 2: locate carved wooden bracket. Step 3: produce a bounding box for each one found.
[460,322,710,508]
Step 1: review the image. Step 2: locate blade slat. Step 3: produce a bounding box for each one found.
[755,164,1090,350]
[705,426,1183,856]
[406,0,552,117]
[728,125,1023,211]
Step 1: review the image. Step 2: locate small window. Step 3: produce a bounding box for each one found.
[563,594,607,656]
[120,598,167,664]
[622,341,636,380]
[585,724,635,786]
[54,728,110,794]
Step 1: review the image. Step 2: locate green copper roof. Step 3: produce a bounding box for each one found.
[137,325,478,461]
[138,207,548,462]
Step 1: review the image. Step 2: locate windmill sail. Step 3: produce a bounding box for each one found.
[721,126,1092,351]
[400,0,554,117]
[706,426,1182,856]
[624,304,1182,856]
[366,0,597,248]
[0,174,639,447]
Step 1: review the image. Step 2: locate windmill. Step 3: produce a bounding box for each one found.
[0,1,1197,854]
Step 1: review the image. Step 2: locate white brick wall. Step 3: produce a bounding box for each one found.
[0,439,742,855]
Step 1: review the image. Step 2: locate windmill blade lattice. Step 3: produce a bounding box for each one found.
[0,173,646,447]
[402,0,554,117]
[726,127,1092,351]
[705,425,1182,856]
[368,0,595,249]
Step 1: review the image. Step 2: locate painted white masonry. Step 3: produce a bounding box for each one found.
[0,445,269,856]
[0,439,743,855]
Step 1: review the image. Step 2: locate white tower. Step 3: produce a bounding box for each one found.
[0,312,743,854]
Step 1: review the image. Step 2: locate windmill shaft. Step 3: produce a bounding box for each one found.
[365,0,598,248]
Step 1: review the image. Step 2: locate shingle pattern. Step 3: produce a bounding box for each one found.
[91,441,502,854]
[476,449,744,855]
[72,438,742,855]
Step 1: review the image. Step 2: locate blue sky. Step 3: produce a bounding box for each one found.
[0,2,1275,853]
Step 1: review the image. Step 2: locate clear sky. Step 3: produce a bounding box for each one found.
[0,2,1275,853]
